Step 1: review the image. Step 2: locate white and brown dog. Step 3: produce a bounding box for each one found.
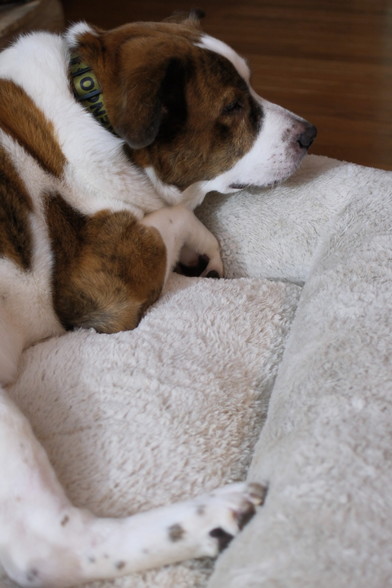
[0,11,316,588]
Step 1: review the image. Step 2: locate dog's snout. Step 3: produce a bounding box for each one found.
[297,124,317,150]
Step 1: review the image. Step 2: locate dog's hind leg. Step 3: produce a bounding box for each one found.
[0,208,259,587]
[0,387,265,587]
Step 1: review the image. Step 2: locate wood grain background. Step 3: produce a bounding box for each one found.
[62,0,392,171]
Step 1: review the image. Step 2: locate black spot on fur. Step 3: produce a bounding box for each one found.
[209,527,234,551]
[168,523,185,542]
[26,568,39,583]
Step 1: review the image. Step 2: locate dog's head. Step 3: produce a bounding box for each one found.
[67,12,316,205]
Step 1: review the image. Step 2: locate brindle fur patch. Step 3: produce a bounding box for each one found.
[45,193,166,333]
[73,22,262,189]
[0,145,33,269]
[134,49,261,188]
[0,80,66,178]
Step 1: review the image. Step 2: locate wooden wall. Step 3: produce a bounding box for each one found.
[62,0,392,170]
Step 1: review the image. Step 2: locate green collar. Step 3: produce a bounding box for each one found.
[69,53,117,135]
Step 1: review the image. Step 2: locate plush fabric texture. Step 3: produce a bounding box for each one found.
[2,154,392,588]
[3,275,300,588]
[207,156,392,588]
[197,154,359,283]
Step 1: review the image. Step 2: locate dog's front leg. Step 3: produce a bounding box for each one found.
[0,387,265,588]
[141,205,224,281]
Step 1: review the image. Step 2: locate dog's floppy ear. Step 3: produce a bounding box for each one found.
[66,22,104,52]
[109,56,188,150]
[66,22,189,149]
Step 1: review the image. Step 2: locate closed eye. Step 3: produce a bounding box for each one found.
[221,100,243,116]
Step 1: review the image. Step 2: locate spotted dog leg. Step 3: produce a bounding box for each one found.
[0,388,266,588]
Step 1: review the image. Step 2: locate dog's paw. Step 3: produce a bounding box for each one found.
[191,482,267,557]
[176,253,209,277]
[177,241,224,278]
[200,251,224,279]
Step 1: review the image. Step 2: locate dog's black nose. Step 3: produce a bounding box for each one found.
[297,124,317,149]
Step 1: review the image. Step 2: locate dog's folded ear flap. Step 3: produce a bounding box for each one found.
[110,69,163,149]
[67,22,190,150]
[65,22,104,51]
[109,57,187,150]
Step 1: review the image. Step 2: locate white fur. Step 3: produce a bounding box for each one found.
[197,34,251,82]
[0,131,63,349]
[0,25,286,587]
[141,206,223,281]
[65,21,96,48]
[0,30,226,358]
[197,33,311,193]
[0,32,161,218]
[3,155,390,588]
[2,272,298,588]
[208,99,310,190]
